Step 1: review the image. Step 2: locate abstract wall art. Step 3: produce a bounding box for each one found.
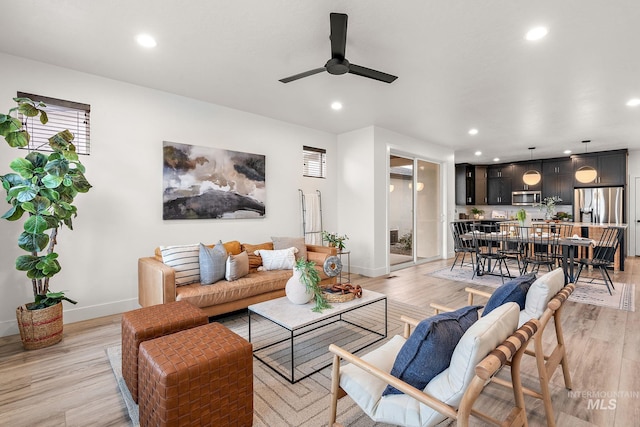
[162,141,266,219]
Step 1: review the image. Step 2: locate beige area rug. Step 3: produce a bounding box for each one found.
[107,299,432,427]
[431,266,635,312]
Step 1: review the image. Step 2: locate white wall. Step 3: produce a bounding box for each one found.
[336,126,455,276]
[0,53,337,336]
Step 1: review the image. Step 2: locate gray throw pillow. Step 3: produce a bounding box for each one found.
[271,236,307,261]
[199,241,227,285]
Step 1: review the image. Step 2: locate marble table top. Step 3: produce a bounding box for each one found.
[248,289,386,330]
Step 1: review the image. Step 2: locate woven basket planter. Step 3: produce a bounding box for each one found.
[16,302,63,350]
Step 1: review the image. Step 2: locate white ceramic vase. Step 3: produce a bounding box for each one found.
[285,268,313,304]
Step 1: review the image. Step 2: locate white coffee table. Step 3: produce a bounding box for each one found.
[248,290,387,383]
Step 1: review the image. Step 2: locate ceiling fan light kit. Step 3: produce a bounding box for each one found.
[279,13,398,84]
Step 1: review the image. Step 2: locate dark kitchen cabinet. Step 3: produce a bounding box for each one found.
[573,151,627,187]
[542,158,573,205]
[487,165,513,205]
[475,166,487,205]
[512,161,542,191]
[455,164,474,205]
[456,164,488,205]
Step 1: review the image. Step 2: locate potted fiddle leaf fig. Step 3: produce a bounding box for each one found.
[0,97,92,350]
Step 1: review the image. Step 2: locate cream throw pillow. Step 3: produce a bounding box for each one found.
[226,251,249,281]
[256,247,298,271]
[160,244,200,286]
[271,236,307,261]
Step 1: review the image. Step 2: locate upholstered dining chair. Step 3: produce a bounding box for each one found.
[431,267,574,427]
[575,226,623,295]
[328,303,540,427]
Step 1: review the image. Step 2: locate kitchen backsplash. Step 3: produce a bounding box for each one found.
[455,205,572,221]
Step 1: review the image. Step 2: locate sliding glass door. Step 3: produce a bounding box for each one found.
[389,154,441,269]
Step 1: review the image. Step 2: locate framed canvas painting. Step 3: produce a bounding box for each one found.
[163,141,266,219]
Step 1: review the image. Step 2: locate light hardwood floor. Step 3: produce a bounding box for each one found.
[0,257,638,426]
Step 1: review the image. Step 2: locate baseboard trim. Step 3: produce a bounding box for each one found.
[0,298,140,338]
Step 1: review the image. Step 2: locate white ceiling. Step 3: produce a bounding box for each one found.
[2,0,639,164]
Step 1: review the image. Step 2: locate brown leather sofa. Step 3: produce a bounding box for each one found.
[138,241,337,317]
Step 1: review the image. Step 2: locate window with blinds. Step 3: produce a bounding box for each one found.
[303,146,326,178]
[17,92,91,155]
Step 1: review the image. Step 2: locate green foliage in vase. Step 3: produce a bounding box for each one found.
[295,258,330,313]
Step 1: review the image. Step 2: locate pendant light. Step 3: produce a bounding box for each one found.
[522,147,541,186]
[575,140,598,183]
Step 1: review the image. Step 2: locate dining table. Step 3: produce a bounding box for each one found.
[465,229,597,284]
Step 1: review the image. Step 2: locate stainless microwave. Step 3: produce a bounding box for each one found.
[512,191,541,206]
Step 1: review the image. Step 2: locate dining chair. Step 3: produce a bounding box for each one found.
[521,225,560,274]
[498,223,526,275]
[431,268,573,427]
[550,223,574,269]
[471,223,511,283]
[449,222,476,273]
[574,226,623,295]
[328,303,540,427]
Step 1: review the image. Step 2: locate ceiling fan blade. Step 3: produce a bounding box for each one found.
[279,67,326,83]
[348,64,398,83]
[330,13,348,59]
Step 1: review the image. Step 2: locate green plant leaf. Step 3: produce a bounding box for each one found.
[18,231,49,252]
[16,254,41,271]
[24,214,49,234]
[9,157,34,178]
[5,130,29,148]
[44,158,69,177]
[39,110,48,125]
[48,129,74,151]
[0,116,21,137]
[9,185,38,203]
[30,195,51,213]
[42,174,64,189]
[17,102,40,117]
[1,205,24,221]
[25,151,48,169]
[71,173,92,193]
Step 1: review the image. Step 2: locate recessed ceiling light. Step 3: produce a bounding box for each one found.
[564,150,572,154]
[136,34,157,48]
[626,98,640,107]
[525,26,548,41]
[474,151,482,156]
[493,157,500,162]
[331,101,343,111]
[468,128,478,135]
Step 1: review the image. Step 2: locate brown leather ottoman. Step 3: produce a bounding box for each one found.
[138,322,253,427]
[121,301,208,403]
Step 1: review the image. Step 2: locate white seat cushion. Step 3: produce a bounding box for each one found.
[518,267,565,326]
[338,303,520,427]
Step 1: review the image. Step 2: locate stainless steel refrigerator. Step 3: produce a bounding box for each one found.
[574,187,624,224]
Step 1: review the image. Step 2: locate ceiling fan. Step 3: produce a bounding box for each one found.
[279,13,398,84]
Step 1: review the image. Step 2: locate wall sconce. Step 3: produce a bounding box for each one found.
[575,140,597,183]
[389,184,394,192]
[522,147,541,186]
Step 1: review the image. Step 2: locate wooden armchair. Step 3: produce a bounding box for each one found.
[328,303,540,427]
[431,268,574,427]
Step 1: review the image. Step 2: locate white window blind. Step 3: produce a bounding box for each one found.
[17,92,91,155]
[303,146,326,178]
